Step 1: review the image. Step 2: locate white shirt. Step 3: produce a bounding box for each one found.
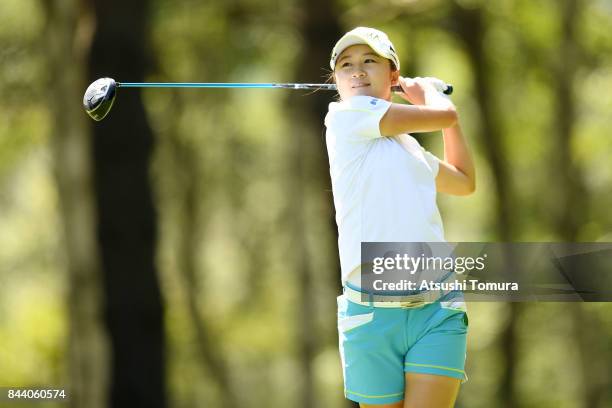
[324,95,446,285]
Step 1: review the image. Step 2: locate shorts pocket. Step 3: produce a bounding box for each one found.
[449,310,469,328]
[337,294,375,333]
[338,312,375,333]
[439,301,469,328]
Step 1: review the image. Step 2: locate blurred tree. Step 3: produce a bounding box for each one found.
[88,0,166,406]
[552,0,588,240]
[552,1,610,407]
[447,2,513,240]
[446,3,520,407]
[166,90,240,408]
[289,0,349,406]
[40,0,109,407]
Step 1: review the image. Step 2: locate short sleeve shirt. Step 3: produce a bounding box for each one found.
[324,96,445,285]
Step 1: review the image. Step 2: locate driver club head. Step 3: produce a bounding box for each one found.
[83,77,117,121]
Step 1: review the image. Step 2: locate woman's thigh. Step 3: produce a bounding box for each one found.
[403,372,461,408]
[358,372,461,408]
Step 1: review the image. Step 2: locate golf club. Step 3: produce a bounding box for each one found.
[83,77,454,121]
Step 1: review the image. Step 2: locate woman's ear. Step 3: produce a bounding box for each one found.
[390,69,400,86]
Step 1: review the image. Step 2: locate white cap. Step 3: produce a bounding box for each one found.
[330,27,400,71]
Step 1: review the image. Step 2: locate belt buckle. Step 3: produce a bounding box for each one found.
[400,299,423,308]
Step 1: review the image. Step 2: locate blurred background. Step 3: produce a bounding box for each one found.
[1,0,612,407]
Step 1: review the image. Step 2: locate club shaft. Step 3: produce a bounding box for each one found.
[118,82,337,90]
[117,82,452,94]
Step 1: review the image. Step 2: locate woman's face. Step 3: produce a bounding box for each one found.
[334,44,399,101]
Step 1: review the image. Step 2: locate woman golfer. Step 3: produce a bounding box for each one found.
[325,27,475,408]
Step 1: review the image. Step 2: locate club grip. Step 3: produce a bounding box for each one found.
[391,84,453,95]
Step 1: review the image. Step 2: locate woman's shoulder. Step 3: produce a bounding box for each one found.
[326,97,391,129]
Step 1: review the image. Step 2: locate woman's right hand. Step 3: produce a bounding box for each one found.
[395,76,441,106]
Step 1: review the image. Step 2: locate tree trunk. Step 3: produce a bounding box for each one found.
[290,0,349,406]
[449,3,519,407]
[296,0,344,298]
[450,3,513,241]
[88,0,166,406]
[553,0,586,240]
[41,1,109,407]
[553,1,609,407]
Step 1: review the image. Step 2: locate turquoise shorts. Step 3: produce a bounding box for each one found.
[337,289,469,405]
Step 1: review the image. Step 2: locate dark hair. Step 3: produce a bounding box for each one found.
[325,69,335,85]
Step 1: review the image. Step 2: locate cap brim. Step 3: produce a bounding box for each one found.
[330,33,398,70]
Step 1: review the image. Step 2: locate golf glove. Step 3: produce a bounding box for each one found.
[414,76,454,109]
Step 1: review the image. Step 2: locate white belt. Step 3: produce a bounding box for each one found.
[343,272,457,308]
[343,286,429,308]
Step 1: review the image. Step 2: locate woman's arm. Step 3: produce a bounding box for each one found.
[380,104,457,136]
[380,76,458,136]
[436,121,476,195]
[385,76,475,195]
